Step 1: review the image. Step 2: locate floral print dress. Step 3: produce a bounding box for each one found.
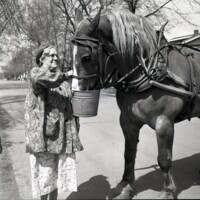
[24,67,83,198]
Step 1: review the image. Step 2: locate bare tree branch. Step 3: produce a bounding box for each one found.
[78,0,90,16]
[145,0,172,17]
[50,0,58,49]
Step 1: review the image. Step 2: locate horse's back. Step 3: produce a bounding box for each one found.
[168,47,200,89]
[167,47,200,118]
[188,49,200,85]
[117,47,200,124]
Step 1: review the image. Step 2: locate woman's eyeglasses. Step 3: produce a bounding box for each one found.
[48,54,58,58]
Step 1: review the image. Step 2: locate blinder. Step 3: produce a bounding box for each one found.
[71,36,107,89]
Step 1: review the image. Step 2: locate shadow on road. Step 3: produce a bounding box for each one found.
[67,175,111,199]
[133,153,200,198]
[66,154,200,199]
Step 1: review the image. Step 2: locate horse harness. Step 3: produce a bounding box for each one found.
[72,34,198,90]
[72,32,200,120]
[71,34,167,91]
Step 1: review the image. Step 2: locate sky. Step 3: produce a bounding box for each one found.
[165,14,200,40]
[1,0,200,73]
[162,0,200,40]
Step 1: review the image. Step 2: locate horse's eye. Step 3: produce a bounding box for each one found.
[81,55,91,62]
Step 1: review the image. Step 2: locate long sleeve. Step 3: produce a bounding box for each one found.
[30,67,65,94]
[25,67,83,154]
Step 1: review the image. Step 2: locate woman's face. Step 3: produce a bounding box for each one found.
[42,48,59,72]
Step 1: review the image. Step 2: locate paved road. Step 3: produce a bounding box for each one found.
[0,87,200,199]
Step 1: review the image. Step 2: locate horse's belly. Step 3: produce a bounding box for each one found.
[116,88,185,127]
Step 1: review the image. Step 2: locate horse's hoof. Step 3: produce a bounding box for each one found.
[157,189,174,199]
[107,181,133,199]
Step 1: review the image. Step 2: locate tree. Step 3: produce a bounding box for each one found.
[0,0,200,79]
[0,0,67,76]
[0,0,18,35]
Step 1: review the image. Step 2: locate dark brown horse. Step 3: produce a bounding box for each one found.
[72,7,200,199]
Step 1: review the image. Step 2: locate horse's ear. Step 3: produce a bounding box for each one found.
[75,8,84,26]
[88,6,102,34]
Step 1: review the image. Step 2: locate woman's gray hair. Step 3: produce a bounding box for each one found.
[36,45,55,67]
[39,46,55,66]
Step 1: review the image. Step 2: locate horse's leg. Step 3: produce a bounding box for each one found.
[155,116,176,199]
[49,189,58,200]
[0,137,2,154]
[110,113,142,199]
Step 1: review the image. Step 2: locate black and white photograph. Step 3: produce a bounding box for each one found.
[0,0,200,199]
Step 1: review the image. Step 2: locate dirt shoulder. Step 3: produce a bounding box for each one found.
[0,105,21,199]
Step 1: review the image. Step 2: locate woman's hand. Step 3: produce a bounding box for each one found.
[66,70,73,77]
[64,70,73,79]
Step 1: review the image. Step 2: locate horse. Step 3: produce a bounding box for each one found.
[71,6,200,199]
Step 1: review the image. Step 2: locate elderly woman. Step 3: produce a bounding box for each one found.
[24,45,83,200]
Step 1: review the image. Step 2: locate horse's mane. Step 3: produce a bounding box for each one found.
[105,8,157,60]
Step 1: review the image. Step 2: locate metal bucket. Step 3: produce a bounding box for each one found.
[72,90,100,117]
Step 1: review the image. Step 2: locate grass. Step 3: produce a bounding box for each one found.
[0,80,29,90]
[0,80,116,96]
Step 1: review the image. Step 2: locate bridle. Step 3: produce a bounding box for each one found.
[71,33,171,92]
[71,36,117,89]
